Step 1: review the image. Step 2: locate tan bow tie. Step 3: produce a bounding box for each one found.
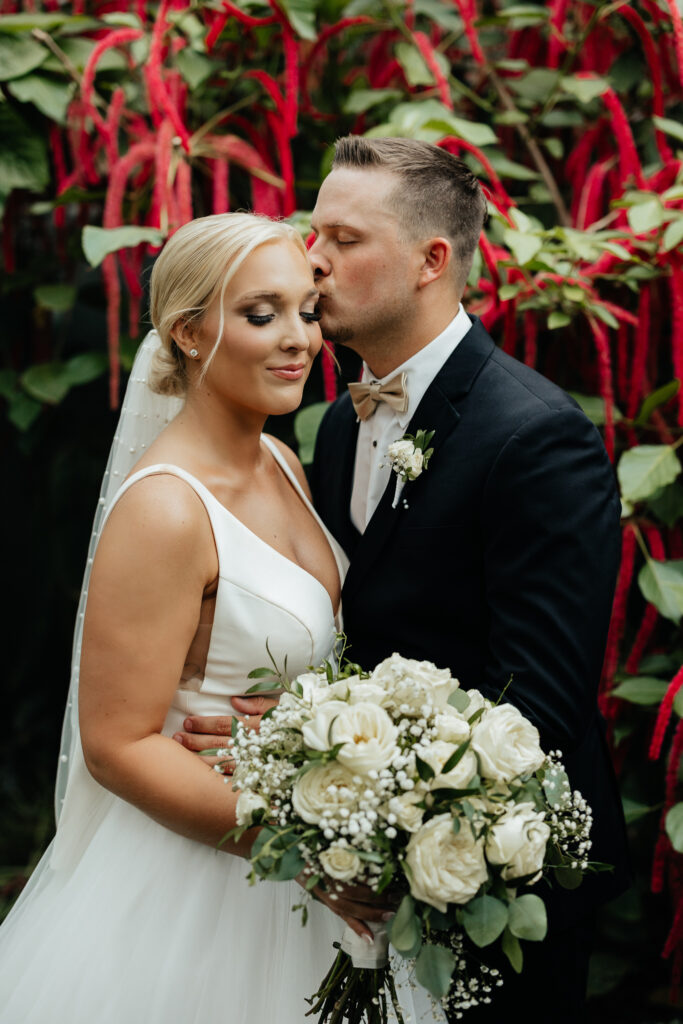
[347,372,409,421]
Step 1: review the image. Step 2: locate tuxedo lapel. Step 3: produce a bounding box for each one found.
[324,398,361,556]
[342,317,495,598]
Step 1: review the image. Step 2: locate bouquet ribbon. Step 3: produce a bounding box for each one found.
[340,922,390,969]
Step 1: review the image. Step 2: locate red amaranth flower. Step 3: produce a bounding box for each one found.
[586,313,615,461]
[412,31,452,109]
[650,667,683,762]
[600,524,637,711]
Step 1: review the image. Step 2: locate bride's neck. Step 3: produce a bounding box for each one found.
[174,389,266,472]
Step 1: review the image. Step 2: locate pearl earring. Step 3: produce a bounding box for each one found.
[189,348,199,359]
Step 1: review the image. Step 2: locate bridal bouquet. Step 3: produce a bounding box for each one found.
[223,642,595,1022]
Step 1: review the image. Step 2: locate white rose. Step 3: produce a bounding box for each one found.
[319,845,362,882]
[406,814,488,911]
[406,450,424,478]
[386,789,426,832]
[371,654,458,716]
[302,700,349,751]
[463,689,491,717]
[330,702,398,773]
[471,704,545,782]
[485,802,551,884]
[346,680,390,707]
[433,706,471,744]
[235,790,269,826]
[421,740,477,790]
[292,762,360,825]
[387,440,414,461]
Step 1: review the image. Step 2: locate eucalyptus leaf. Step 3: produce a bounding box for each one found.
[666,803,683,854]
[542,764,570,807]
[388,894,422,956]
[294,401,328,465]
[82,225,165,267]
[507,895,547,941]
[617,445,681,504]
[610,676,669,706]
[501,927,523,972]
[461,895,508,948]
[414,943,456,999]
[447,688,470,712]
[622,797,657,824]
[554,864,583,889]
[638,560,683,624]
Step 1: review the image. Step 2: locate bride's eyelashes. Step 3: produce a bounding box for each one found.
[245,310,322,326]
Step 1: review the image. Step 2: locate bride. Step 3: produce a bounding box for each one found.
[0,213,410,1023]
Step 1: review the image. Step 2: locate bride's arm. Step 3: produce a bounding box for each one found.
[78,474,254,856]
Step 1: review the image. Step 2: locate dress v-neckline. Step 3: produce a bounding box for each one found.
[120,439,343,620]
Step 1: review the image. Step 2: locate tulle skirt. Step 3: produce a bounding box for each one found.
[0,787,443,1024]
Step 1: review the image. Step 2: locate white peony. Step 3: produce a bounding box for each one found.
[346,680,390,707]
[433,706,471,745]
[292,762,360,825]
[420,740,478,790]
[471,704,545,782]
[301,700,349,751]
[371,654,458,717]
[319,845,362,882]
[330,702,398,773]
[406,814,488,911]
[235,790,269,827]
[485,802,551,884]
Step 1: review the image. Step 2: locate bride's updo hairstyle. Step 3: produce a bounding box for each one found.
[148,212,307,396]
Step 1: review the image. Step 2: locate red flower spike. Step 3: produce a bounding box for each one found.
[587,313,615,461]
[627,287,651,419]
[600,524,637,708]
[523,310,537,368]
[81,28,143,133]
[670,264,683,425]
[625,603,659,675]
[152,119,175,231]
[599,86,646,189]
[617,5,672,163]
[174,157,193,227]
[412,31,452,109]
[453,0,486,66]
[650,667,683,762]
[212,159,230,215]
[547,0,569,69]
[322,344,337,403]
[662,0,683,93]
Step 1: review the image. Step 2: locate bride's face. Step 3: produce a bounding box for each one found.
[195,238,322,417]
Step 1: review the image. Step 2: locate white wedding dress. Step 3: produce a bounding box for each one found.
[0,436,443,1024]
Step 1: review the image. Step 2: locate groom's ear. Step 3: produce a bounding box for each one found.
[416,237,453,289]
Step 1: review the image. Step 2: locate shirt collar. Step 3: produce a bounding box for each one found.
[361,305,472,430]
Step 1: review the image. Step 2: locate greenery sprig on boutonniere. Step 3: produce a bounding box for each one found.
[384,429,435,508]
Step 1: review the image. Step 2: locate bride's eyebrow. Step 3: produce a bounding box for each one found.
[237,288,319,302]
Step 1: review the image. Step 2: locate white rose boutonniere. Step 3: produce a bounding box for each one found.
[384,429,435,508]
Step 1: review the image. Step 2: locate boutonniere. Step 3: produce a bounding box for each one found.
[383,429,435,508]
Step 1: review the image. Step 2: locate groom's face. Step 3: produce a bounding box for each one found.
[309,168,420,355]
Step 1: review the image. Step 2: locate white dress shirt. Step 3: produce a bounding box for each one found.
[350,305,472,533]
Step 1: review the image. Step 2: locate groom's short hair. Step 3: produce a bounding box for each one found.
[332,136,487,292]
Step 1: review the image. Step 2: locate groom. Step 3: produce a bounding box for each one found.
[180,137,630,1021]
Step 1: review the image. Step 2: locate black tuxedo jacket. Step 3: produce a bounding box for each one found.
[310,316,630,928]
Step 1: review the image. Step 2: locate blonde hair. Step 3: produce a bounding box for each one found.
[148,213,307,396]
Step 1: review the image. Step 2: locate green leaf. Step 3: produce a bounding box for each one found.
[635,380,680,426]
[267,843,306,881]
[6,392,41,431]
[503,229,542,266]
[388,894,422,957]
[560,75,609,104]
[542,764,570,807]
[415,754,435,782]
[617,445,681,503]
[294,401,328,466]
[498,283,523,301]
[501,927,523,973]
[20,362,72,404]
[0,31,47,80]
[82,225,165,267]
[627,197,664,235]
[663,218,683,253]
[277,0,317,40]
[64,352,108,385]
[441,739,472,775]
[507,894,547,941]
[648,481,683,527]
[41,36,127,74]
[638,560,683,625]
[7,73,73,124]
[34,284,76,312]
[175,49,215,90]
[610,676,669,706]
[0,103,49,206]
[343,89,403,114]
[506,69,560,102]
[567,393,624,427]
[414,943,456,999]
[653,116,683,145]
[486,154,540,181]
[621,797,657,825]
[548,311,571,330]
[591,305,619,329]
[461,895,508,948]
[554,864,583,889]
[396,41,438,87]
[666,803,683,854]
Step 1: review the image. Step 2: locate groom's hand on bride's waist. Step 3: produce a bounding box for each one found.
[171,696,278,772]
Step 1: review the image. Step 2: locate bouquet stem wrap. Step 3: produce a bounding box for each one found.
[340,923,389,969]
